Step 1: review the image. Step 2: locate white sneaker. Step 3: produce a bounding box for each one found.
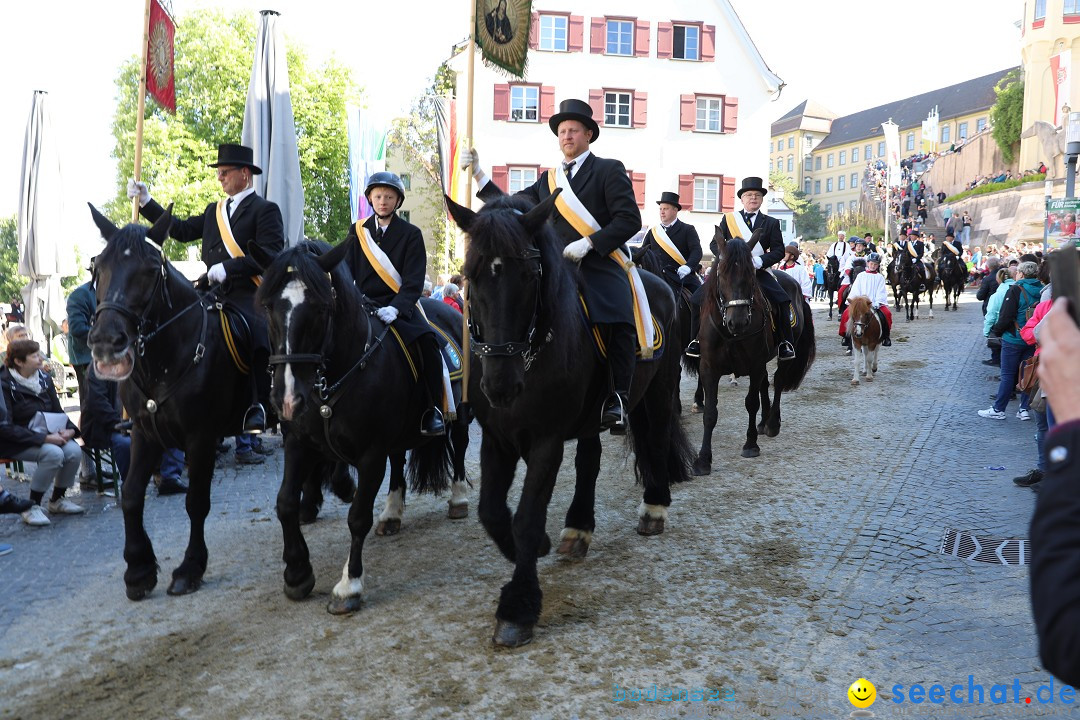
[22,505,50,526]
[46,498,85,515]
[978,407,1006,420]
[1016,409,1031,421]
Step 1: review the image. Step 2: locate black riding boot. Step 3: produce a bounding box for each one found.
[418,335,446,436]
[242,348,269,434]
[777,301,796,361]
[685,298,702,358]
[601,323,635,434]
[878,311,892,346]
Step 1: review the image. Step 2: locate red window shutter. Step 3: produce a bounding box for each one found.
[722,96,739,133]
[633,91,647,127]
[588,89,604,126]
[721,176,735,212]
[678,174,694,209]
[590,17,606,53]
[491,166,509,193]
[539,86,556,122]
[493,84,510,121]
[568,16,585,52]
[631,171,646,208]
[680,94,696,131]
[656,22,673,58]
[634,19,650,57]
[702,25,716,61]
[529,12,539,49]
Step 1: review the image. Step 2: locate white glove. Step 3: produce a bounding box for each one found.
[376,306,399,324]
[460,147,479,172]
[676,265,691,279]
[127,180,150,207]
[207,263,227,284]
[872,302,880,309]
[563,238,592,262]
[752,256,763,270]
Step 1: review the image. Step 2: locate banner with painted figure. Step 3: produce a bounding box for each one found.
[475,0,532,77]
[1052,50,1072,126]
[347,107,387,221]
[146,0,176,113]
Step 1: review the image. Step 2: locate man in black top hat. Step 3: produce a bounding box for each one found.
[128,143,283,447]
[462,98,641,432]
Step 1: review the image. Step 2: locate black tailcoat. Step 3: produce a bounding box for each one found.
[638,219,703,289]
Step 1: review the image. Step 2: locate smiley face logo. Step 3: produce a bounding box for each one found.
[848,678,876,708]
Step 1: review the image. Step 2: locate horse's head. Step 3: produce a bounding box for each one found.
[707,237,762,336]
[848,296,873,340]
[254,239,348,421]
[86,203,173,381]
[711,224,729,258]
[446,191,561,408]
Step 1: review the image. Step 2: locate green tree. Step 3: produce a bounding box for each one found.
[0,217,27,302]
[991,69,1024,164]
[769,169,824,239]
[109,9,361,256]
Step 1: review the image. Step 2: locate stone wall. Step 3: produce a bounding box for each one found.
[922,131,1018,199]
[931,177,1060,248]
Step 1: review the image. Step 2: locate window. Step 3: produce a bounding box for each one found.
[696,96,722,131]
[400,173,411,190]
[958,122,969,139]
[838,175,846,190]
[606,19,633,55]
[824,204,832,215]
[693,176,720,212]
[777,156,784,169]
[768,159,773,171]
[510,85,539,122]
[778,219,787,232]
[508,167,538,194]
[539,14,569,51]
[878,141,885,156]
[851,173,858,188]
[769,141,773,153]
[865,144,873,160]
[814,180,821,194]
[673,24,699,60]
[827,154,834,168]
[786,155,793,172]
[399,210,411,223]
[1067,0,1080,13]
[976,117,987,133]
[1035,0,1046,19]
[826,178,833,192]
[605,91,632,127]
[814,156,822,171]
[788,136,795,149]
[805,135,814,148]
[804,178,812,194]
[906,132,915,151]
[850,200,858,212]
[942,125,951,143]
[839,150,847,165]
[851,147,859,163]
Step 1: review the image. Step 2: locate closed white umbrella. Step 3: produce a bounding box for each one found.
[242,9,305,247]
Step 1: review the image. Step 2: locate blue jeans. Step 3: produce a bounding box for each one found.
[1034,408,1049,471]
[110,432,132,482]
[235,435,260,455]
[158,448,185,480]
[993,341,1035,412]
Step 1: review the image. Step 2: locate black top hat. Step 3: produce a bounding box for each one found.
[736,176,767,198]
[208,143,263,175]
[548,99,600,141]
[656,191,681,210]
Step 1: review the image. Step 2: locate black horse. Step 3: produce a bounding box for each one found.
[897,257,926,321]
[937,250,965,311]
[824,255,842,319]
[446,192,692,648]
[85,205,345,600]
[250,240,468,614]
[887,249,904,310]
[688,232,816,472]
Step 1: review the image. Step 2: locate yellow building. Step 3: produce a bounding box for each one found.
[1019,0,1080,173]
[772,69,1015,224]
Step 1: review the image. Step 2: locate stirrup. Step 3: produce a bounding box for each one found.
[778,341,796,360]
[600,393,628,433]
[684,339,700,358]
[420,407,445,437]
[242,403,266,434]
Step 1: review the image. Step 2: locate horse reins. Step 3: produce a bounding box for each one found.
[468,244,550,372]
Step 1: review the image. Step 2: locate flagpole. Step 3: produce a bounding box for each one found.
[460,0,477,407]
[131,0,153,222]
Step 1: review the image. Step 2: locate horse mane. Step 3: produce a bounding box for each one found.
[462,194,581,369]
[256,241,366,337]
[847,295,872,318]
[97,223,195,300]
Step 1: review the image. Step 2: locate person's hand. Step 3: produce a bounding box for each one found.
[376,306,399,324]
[44,432,65,446]
[127,180,150,207]
[207,263,227,284]
[872,302,880,310]
[58,428,75,441]
[677,265,691,279]
[1038,297,1080,424]
[752,256,763,270]
[460,148,479,173]
[563,238,592,262]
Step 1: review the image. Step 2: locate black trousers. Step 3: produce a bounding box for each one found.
[600,323,635,396]
[417,334,444,408]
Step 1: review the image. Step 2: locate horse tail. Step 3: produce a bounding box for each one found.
[778,299,816,392]
[682,348,700,377]
[406,434,453,495]
[628,351,695,489]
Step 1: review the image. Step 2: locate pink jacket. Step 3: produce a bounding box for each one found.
[1021,298,1053,354]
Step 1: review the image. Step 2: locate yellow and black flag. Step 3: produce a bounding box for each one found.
[475,0,532,78]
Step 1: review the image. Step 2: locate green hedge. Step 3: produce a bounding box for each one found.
[944,174,1045,204]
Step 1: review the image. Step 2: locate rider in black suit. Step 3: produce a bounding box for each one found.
[128,143,283,434]
[463,98,642,432]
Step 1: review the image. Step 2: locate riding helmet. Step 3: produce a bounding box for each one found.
[364,172,406,209]
[867,252,882,264]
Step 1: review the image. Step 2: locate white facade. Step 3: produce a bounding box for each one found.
[766,196,795,245]
[447,0,782,253]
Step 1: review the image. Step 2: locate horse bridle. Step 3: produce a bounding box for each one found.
[712,287,767,337]
[468,245,549,371]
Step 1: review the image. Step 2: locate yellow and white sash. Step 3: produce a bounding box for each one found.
[355,218,402,293]
[907,241,918,258]
[649,224,686,266]
[215,199,262,286]
[722,211,764,259]
[547,168,655,358]
[944,241,960,255]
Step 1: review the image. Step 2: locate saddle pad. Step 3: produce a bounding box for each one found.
[216,304,252,374]
[578,295,665,362]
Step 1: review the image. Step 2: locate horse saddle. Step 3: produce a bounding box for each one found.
[212,301,254,374]
[762,295,798,333]
[577,294,665,362]
[393,319,465,414]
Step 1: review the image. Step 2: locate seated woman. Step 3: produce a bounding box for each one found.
[0,339,83,526]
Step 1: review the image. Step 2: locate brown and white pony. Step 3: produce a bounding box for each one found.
[846,295,882,386]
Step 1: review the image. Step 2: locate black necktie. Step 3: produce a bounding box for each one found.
[376,226,385,241]
[744,212,754,229]
[563,160,576,180]
[226,198,233,215]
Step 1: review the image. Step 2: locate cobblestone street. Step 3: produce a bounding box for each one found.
[0,290,1054,719]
